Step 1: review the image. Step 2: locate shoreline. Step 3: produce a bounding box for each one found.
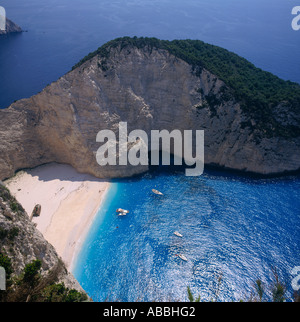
[4,163,110,270]
[69,184,110,272]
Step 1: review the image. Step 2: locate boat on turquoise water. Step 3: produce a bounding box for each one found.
[116,208,129,213]
[176,254,188,261]
[152,189,163,196]
[118,212,127,217]
[174,231,183,237]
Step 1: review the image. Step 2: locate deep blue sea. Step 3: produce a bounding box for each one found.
[0,0,300,109]
[1,0,300,301]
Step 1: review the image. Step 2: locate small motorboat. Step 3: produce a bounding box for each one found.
[176,254,188,261]
[174,231,183,238]
[116,208,129,213]
[152,189,163,196]
[118,212,127,217]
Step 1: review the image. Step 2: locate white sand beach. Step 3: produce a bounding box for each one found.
[4,163,110,270]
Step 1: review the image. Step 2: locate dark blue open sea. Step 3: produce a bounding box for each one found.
[1,0,299,301]
[1,0,299,109]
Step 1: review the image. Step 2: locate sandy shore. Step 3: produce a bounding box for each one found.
[4,163,110,270]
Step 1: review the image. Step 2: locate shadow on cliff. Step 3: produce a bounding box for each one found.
[16,162,108,184]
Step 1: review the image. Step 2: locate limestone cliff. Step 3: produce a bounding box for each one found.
[0,184,86,301]
[0,37,299,180]
[0,18,22,35]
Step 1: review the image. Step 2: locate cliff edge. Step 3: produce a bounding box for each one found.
[0,37,299,179]
[0,184,87,302]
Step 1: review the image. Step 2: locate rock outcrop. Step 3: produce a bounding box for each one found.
[0,38,299,180]
[0,18,22,35]
[0,185,85,300]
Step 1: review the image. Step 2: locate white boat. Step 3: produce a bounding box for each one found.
[174,231,183,238]
[118,212,127,216]
[152,189,163,196]
[177,254,188,261]
[116,208,129,213]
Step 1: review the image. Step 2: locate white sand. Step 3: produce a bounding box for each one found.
[4,163,110,270]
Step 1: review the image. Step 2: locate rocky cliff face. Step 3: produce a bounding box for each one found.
[0,42,299,180]
[0,18,22,35]
[0,184,84,300]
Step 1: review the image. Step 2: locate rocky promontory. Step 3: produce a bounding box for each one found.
[0,18,22,35]
[0,37,299,180]
[0,184,86,302]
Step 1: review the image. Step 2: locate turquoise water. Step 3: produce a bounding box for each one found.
[73,167,300,302]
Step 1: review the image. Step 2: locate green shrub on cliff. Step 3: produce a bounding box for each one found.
[41,283,88,302]
[22,259,42,286]
[0,255,87,302]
